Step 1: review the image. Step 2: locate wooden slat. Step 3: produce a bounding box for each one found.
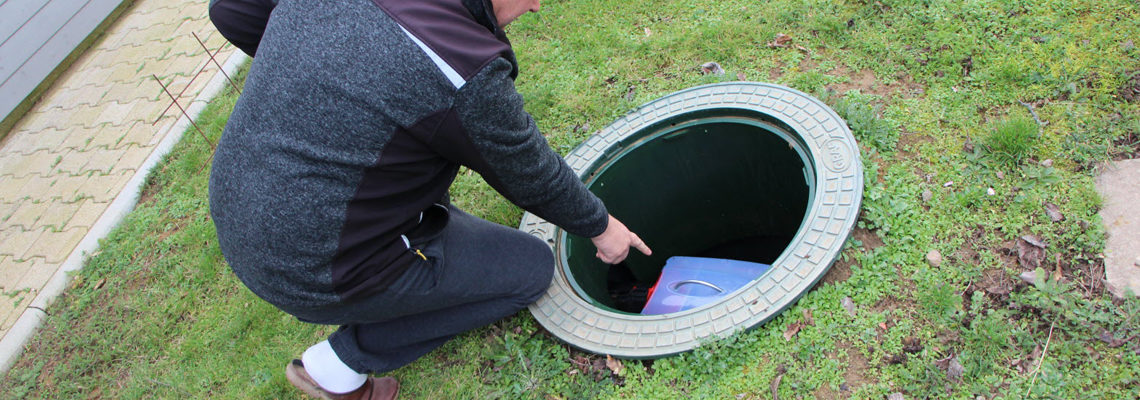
[0,0,90,79]
[0,0,125,122]
[0,0,50,43]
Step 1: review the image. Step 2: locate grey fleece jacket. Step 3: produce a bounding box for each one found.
[208,0,607,308]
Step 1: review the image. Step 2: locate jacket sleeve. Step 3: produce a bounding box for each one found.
[208,0,279,56]
[441,57,609,238]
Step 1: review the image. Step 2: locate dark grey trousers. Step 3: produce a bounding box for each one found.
[281,205,554,374]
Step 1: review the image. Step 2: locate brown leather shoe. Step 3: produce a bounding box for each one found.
[285,359,399,400]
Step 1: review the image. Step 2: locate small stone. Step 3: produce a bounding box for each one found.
[986,187,995,196]
[921,189,933,202]
[1041,159,1053,167]
[943,181,954,187]
[926,250,943,267]
[888,393,906,400]
[841,297,857,316]
[1134,256,1140,267]
[1020,270,1038,284]
[700,62,726,76]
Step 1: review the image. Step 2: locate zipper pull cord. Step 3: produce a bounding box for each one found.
[413,249,428,261]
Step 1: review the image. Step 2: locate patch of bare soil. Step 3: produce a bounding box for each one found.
[766,57,818,81]
[838,342,875,395]
[895,128,935,160]
[1118,70,1140,103]
[136,177,163,205]
[821,257,853,286]
[870,295,908,315]
[821,228,884,285]
[813,343,882,399]
[814,380,839,399]
[853,227,885,250]
[1112,130,1139,161]
[768,65,785,81]
[825,66,925,101]
[820,257,857,288]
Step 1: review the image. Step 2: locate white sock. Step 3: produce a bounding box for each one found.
[301,340,367,394]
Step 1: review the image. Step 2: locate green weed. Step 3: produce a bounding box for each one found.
[821,90,900,154]
[983,116,1039,166]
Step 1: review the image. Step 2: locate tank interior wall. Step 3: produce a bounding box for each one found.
[563,117,813,312]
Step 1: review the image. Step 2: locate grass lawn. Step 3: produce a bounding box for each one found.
[4,0,1140,398]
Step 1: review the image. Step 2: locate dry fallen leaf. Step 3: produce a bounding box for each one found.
[1097,330,1126,348]
[1019,269,1038,285]
[902,337,924,353]
[1017,235,1047,269]
[802,309,815,326]
[946,355,965,381]
[1053,254,1063,282]
[1022,235,1047,248]
[783,321,803,341]
[841,297,857,317]
[736,72,746,81]
[767,33,793,48]
[1045,203,1064,222]
[771,365,787,400]
[605,355,624,375]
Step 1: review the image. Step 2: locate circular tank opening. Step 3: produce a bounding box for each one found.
[562,114,814,314]
[521,83,861,358]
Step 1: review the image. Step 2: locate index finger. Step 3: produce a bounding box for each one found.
[631,233,652,256]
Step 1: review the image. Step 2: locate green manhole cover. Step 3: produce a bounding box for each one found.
[520,82,862,358]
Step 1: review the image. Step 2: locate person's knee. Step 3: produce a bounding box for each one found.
[516,234,555,304]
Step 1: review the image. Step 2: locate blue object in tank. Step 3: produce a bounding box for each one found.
[641,256,771,315]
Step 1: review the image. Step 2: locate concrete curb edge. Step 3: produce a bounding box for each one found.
[0,50,250,375]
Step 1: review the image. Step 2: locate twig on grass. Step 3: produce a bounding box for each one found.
[1025,320,1056,396]
[1018,101,1048,127]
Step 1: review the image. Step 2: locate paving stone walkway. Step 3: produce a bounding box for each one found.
[0,0,239,363]
[1097,159,1140,298]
